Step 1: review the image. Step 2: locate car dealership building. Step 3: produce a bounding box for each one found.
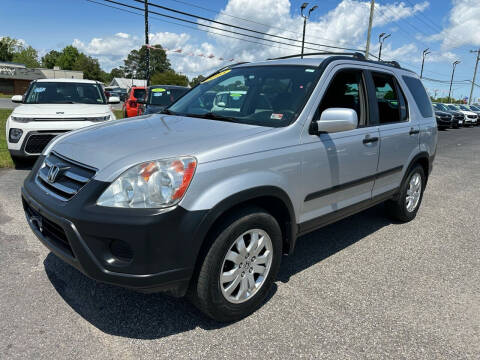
[0,61,83,95]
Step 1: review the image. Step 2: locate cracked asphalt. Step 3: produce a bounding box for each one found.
[0,127,479,359]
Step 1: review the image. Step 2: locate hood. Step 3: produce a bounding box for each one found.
[13,104,110,117]
[53,114,274,179]
[435,111,451,117]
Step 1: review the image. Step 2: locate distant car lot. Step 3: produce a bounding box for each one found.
[0,127,478,358]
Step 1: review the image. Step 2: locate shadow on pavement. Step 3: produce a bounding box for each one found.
[44,203,394,339]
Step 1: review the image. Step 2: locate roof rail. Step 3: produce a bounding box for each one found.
[267,52,366,60]
[379,60,401,68]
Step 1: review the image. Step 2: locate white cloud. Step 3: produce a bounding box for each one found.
[427,0,480,50]
[71,0,433,77]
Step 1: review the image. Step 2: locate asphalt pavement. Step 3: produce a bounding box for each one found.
[0,127,479,359]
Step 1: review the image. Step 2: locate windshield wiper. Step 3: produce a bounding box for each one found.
[160,109,176,115]
[188,112,237,122]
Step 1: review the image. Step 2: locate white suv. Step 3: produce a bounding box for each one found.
[445,104,478,126]
[6,78,118,165]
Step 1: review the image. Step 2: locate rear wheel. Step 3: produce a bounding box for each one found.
[190,206,282,322]
[386,164,426,222]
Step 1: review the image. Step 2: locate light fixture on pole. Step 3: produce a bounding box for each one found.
[448,60,461,103]
[420,48,430,79]
[378,33,391,61]
[300,3,318,59]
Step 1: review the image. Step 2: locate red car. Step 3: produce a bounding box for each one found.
[122,86,146,118]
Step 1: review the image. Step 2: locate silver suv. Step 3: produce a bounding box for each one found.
[22,53,437,322]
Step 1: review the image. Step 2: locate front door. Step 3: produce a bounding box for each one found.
[299,68,380,227]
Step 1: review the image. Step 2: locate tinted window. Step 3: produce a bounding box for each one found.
[133,89,145,99]
[317,69,366,126]
[372,73,405,124]
[147,88,188,106]
[402,76,433,118]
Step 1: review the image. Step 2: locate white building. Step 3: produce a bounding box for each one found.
[109,77,147,89]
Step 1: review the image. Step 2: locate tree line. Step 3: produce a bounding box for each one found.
[0,36,206,87]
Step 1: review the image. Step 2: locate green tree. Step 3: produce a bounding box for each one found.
[189,75,205,87]
[41,50,61,68]
[56,45,80,70]
[0,37,21,62]
[151,70,188,86]
[12,45,40,68]
[122,45,171,79]
[73,53,104,81]
[110,67,125,79]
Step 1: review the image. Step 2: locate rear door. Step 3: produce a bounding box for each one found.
[367,71,419,197]
[299,66,380,226]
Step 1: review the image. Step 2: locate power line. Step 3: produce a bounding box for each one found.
[130,0,364,52]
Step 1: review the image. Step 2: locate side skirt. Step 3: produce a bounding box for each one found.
[297,188,399,236]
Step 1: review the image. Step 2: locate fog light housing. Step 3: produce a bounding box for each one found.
[9,128,23,143]
[109,239,133,262]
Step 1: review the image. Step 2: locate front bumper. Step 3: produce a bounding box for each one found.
[22,157,207,296]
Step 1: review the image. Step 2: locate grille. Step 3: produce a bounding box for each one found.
[36,152,96,201]
[454,115,464,120]
[24,201,74,257]
[25,134,57,154]
[467,115,477,119]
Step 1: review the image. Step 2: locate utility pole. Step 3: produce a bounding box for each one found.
[448,60,460,103]
[420,48,430,79]
[365,0,375,59]
[468,49,480,105]
[300,3,317,58]
[144,0,150,87]
[378,33,390,61]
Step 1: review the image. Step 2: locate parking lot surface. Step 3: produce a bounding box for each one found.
[0,128,479,359]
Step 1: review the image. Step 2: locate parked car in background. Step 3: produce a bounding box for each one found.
[105,87,127,102]
[122,86,146,117]
[465,104,480,124]
[446,104,477,126]
[21,54,437,322]
[138,85,189,115]
[432,103,462,128]
[434,109,452,130]
[6,79,118,166]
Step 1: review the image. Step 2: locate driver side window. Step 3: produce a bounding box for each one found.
[316,69,367,127]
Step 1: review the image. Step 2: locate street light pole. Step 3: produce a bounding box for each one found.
[377,33,390,61]
[365,0,375,59]
[420,48,430,79]
[144,0,150,87]
[448,60,460,103]
[468,49,480,105]
[300,3,317,59]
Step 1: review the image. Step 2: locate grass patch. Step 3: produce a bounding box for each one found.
[0,93,12,99]
[0,109,14,168]
[113,109,124,119]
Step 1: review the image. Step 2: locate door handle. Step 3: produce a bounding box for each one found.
[363,136,379,144]
[409,128,420,135]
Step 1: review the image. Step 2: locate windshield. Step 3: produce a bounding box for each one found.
[459,105,469,111]
[147,87,188,106]
[168,65,321,127]
[25,82,106,104]
[470,105,480,111]
[447,105,458,110]
[434,103,448,111]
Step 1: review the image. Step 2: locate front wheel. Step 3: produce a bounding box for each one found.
[190,207,282,322]
[386,164,426,222]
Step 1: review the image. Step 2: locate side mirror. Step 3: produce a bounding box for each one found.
[108,96,120,104]
[11,95,23,103]
[137,97,145,104]
[217,101,226,107]
[311,108,358,134]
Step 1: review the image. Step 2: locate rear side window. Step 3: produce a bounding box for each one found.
[402,76,433,118]
[133,89,145,99]
[372,72,407,124]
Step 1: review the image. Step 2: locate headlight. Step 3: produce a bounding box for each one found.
[97,157,197,208]
[9,128,23,143]
[11,116,32,123]
[90,115,110,122]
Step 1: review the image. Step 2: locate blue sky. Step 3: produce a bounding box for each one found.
[1,0,480,101]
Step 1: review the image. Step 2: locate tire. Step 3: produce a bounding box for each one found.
[190,206,282,322]
[386,164,426,222]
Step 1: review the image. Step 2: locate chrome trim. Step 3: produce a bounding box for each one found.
[37,170,77,195]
